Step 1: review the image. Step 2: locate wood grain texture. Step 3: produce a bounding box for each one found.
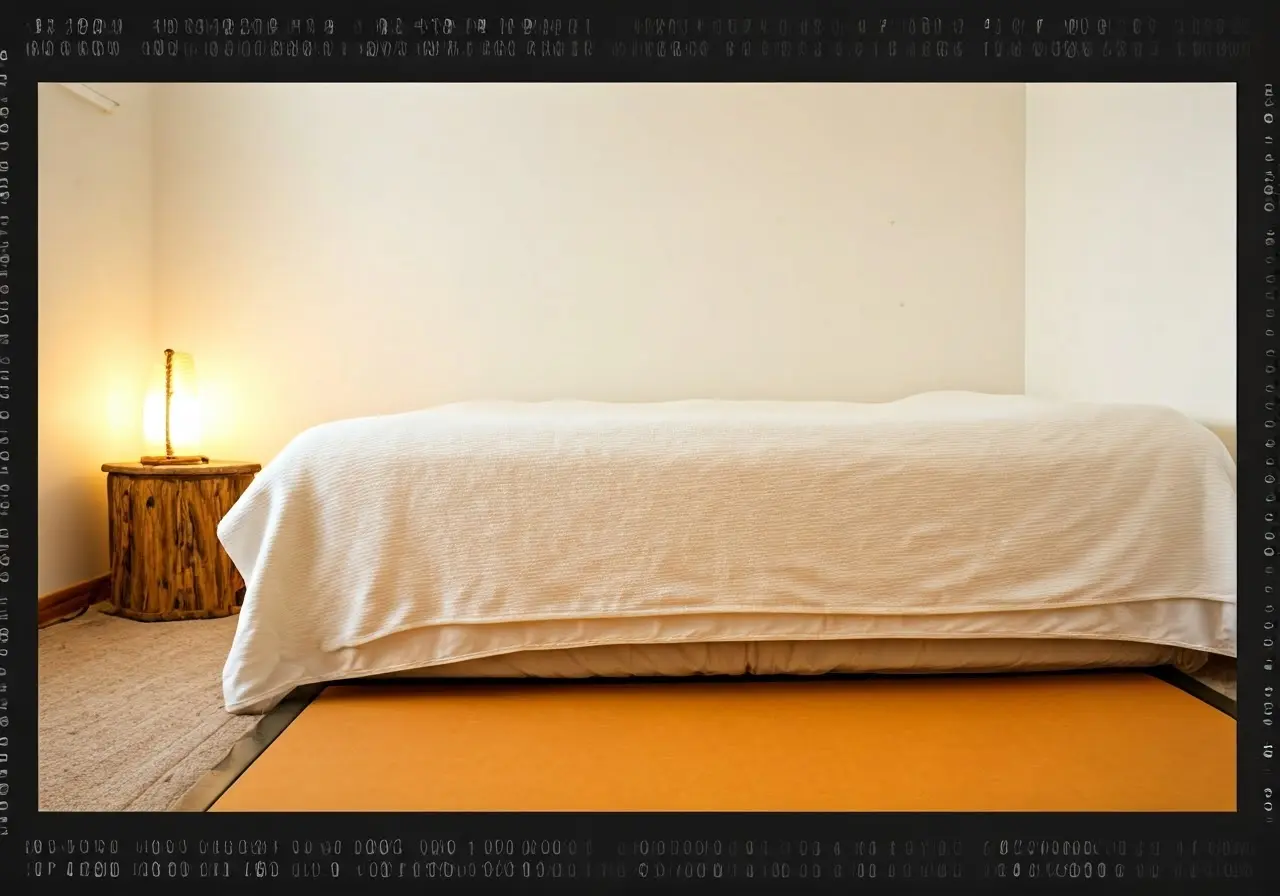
[38,574,110,627]
[103,462,259,622]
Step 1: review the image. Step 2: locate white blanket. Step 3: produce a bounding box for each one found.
[219,393,1237,713]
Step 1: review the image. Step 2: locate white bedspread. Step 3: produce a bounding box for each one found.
[219,393,1237,713]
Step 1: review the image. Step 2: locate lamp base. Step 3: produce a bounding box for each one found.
[139,455,210,466]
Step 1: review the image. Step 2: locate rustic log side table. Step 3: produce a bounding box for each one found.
[100,461,261,621]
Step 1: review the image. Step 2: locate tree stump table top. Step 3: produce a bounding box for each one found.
[102,461,262,476]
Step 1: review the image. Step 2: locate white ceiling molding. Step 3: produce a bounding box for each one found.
[58,83,120,113]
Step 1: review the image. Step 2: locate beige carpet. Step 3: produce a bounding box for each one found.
[38,607,1237,811]
[38,606,259,811]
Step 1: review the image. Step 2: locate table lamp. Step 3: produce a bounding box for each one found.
[140,348,209,465]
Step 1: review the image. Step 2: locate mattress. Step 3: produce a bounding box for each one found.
[218,393,1236,714]
[380,639,1208,680]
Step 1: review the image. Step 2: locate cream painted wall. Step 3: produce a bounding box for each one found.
[151,83,1028,464]
[1024,83,1236,429]
[38,83,154,595]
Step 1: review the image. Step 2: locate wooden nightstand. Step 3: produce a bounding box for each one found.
[101,461,261,621]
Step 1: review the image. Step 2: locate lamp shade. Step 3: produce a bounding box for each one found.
[142,349,203,461]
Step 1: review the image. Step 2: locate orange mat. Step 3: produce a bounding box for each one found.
[211,673,1235,812]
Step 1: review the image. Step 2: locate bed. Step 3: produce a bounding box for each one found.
[218,393,1236,714]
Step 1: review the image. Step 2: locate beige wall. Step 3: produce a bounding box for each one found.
[1024,83,1236,428]
[150,83,1028,464]
[37,83,154,596]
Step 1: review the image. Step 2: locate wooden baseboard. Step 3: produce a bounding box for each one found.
[39,574,110,628]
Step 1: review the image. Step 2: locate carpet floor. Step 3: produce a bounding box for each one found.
[38,606,259,811]
[39,607,1238,812]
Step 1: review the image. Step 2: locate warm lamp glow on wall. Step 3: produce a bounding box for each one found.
[141,349,209,466]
